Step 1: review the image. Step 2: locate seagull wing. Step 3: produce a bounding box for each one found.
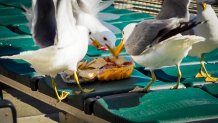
[201,0,218,5]
[156,0,190,20]
[125,18,205,56]
[125,18,180,55]
[55,0,77,48]
[31,0,57,48]
[97,0,115,13]
[97,13,120,21]
[101,21,121,34]
[78,0,114,15]
[77,0,120,23]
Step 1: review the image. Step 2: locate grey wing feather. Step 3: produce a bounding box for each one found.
[132,18,206,56]
[125,19,180,56]
[33,0,57,48]
[156,0,190,20]
[201,0,218,5]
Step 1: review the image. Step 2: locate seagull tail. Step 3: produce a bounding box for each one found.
[0,51,34,61]
[183,35,205,45]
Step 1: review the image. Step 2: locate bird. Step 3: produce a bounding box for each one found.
[114,18,205,92]
[156,0,191,21]
[24,0,57,48]
[188,1,218,82]
[156,0,194,35]
[24,0,120,51]
[1,0,94,102]
[75,0,120,51]
[201,0,218,5]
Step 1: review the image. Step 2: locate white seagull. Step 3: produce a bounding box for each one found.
[1,0,94,101]
[114,18,205,92]
[188,2,218,82]
[24,0,120,51]
[75,0,120,51]
[156,0,191,21]
[201,0,218,4]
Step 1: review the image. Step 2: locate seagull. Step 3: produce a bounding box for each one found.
[75,0,120,51]
[156,0,194,35]
[188,2,218,82]
[201,0,218,5]
[156,0,191,21]
[1,0,94,101]
[24,0,120,51]
[24,0,57,48]
[114,18,205,92]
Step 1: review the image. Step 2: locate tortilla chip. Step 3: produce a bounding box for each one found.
[86,58,107,69]
[97,63,134,81]
[78,61,88,69]
[78,69,98,80]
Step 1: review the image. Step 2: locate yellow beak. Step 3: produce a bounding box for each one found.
[202,3,207,10]
[90,38,101,49]
[106,39,124,57]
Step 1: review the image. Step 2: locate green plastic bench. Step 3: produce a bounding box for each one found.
[93,88,218,123]
[153,63,218,87]
[0,1,218,122]
[202,83,218,98]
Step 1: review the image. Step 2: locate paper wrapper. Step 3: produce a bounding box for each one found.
[97,62,135,81]
[62,57,135,83]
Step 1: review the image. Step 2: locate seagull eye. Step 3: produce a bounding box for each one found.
[103,37,107,41]
[122,31,124,35]
[89,32,92,35]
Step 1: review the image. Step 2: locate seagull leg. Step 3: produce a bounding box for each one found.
[195,54,210,78]
[73,71,95,94]
[202,63,218,82]
[51,78,70,102]
[172,64,181,89]
[195,54,218,82]
[130,70,156,92]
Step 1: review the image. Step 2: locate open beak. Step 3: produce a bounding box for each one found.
[201,3,207,10]
[90,38,108,51]
[106,39,124,57]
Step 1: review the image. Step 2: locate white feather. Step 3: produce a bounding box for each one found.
[189,4,218,57]
[97,13,120,21]
[101,21,121,34]
[132,35,205,70]
[1,0,89,78]
[77,0,118,48]
[97,0,115,12]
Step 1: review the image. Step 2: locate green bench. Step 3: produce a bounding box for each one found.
[93,88,218,123]
[0,1,218,123]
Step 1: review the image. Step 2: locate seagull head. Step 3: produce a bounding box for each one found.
[122,23,137,43]
[90,30,116,51]
[105,23,137,57]
[201,2,207,10]
[196,0,208,11]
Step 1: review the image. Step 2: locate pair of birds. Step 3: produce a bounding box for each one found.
[1,0,121,101]
[113,0,218,92]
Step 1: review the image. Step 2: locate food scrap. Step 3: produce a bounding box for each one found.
[76,57,135,82]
